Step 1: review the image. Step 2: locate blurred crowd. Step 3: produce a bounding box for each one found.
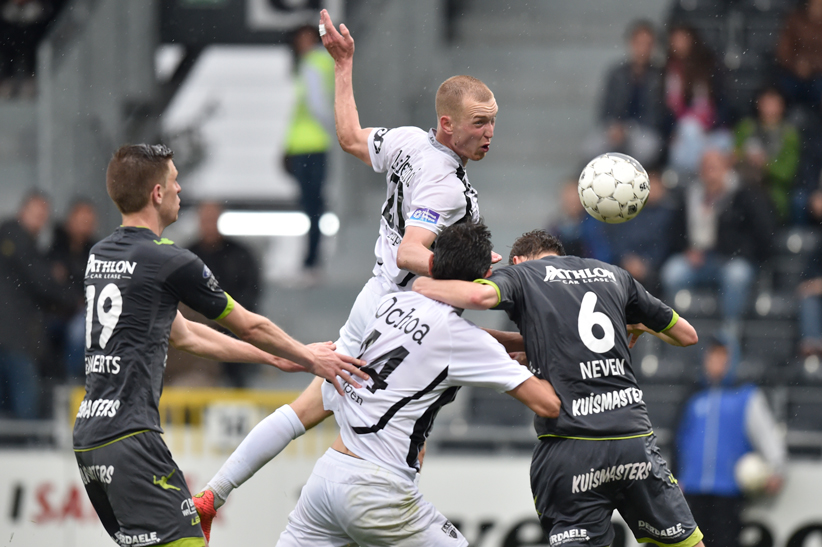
[554,0,822,356]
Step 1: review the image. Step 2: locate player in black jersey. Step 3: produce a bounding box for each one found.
[73,144,367,547]
[414,230,704,547]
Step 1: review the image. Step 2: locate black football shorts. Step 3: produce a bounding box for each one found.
[530,433,703,547]
[74,430,205,547]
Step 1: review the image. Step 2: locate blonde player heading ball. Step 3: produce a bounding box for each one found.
[193,9,502,541]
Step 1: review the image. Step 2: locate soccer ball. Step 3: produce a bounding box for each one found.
[734,452,772,495]
[578,153,650,224]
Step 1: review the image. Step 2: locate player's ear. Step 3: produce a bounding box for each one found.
[151,184,163,205]
[439,114,453,134]
[483,267,493,279]
[428,254,435,277]
[512,255,524,265]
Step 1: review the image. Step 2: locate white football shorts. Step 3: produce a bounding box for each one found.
[276,449,467,547]
[334,274,395,357]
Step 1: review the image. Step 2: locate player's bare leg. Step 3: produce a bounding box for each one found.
[194,377,331,541]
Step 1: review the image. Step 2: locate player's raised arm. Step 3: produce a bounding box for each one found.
[627,316,698,348]
[414,276,499,309]
[169,311,308,372]
[396,226,439,277]
[320,9,372,166]
[506,377,561,418]
[215,300,368,393]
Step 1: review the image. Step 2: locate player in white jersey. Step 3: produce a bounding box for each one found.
[194,10,500,541]
[276,222,560,547]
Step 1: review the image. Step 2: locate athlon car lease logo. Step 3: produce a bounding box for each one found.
[409,208,441,225]
[572,462,652,493]
[638,521,686,539]
[543,266,615,284]
[85,254,136,279]
[550,529,589,545]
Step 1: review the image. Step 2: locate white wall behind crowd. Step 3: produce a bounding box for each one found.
[1,450,821,547]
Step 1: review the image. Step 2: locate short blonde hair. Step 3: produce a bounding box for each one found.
[435,75,493,120]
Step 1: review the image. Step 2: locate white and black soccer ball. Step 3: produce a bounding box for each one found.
[578,152,650,224]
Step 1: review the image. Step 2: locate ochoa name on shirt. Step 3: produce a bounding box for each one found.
[374,296,430,345]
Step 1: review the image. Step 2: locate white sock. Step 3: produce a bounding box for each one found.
[206,405,306,508]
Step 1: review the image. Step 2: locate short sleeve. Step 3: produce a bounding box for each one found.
[165,254,233,321]
[446,319,533,392]
[368,127,395,173]
[624,273,675,333]
[405,174,468,235]
[486,267,524,312]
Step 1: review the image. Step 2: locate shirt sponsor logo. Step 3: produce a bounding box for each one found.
[375,296,431,345]
[543,266,615,284]
[76,398,121,419]
[579,358,625,380]
[85,254,136,278]
[571,388,643,417]
[638,521,685,539]
[79,464,114,485]
[85,354,121,375]
[572,461,652,493]
[114,530,161,546]
[202,265,221,292]
[441,521,458,539]
[409,208,441,225]
[550,529,589,545]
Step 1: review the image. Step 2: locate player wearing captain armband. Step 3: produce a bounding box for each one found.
[73,144,366,547]
[193,9,503,541]
[414,230,706,547]
[276,222,561,547]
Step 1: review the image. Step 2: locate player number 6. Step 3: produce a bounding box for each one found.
[578,291,615,354]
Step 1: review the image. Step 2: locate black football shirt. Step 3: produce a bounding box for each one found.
[73,227,233,448]
[482,255,676,439]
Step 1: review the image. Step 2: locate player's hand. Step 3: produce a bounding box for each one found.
[491,251,503,264]
[320,9,354,64]
[307,342,369,395]
[626,323,650,349]
[509,351,529,368]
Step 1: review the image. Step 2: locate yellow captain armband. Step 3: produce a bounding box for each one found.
[473,278,501,308]
[660,310,679,333]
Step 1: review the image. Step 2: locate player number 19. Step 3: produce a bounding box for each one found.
[578,291,615,353]
[85,283,123,350]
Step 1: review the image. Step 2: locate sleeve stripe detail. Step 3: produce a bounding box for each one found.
[473,278,501,308]
[216,293,235,321]
[661,310,680,333]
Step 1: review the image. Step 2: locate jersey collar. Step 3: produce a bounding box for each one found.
[427,128,462,165]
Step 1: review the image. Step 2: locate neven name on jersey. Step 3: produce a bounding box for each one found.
[374,295,431,345]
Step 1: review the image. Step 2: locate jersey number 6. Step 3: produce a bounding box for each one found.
[85,283,123,350]
[578,291,615,354]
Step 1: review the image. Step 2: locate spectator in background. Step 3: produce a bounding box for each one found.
[548,179,612,263]
[776,0,822,110]
[47,198,98,380]
[0,0,53,98]
[188,201,262,387]
[734,87,800,225]
[676,334,785,547]
[607,169,676,297]
[283,24,335,284]
[664,23,731,173]
[582,20,665,167]
[797,239,822,356]
[660,148,773,335]
[0,191,73,418]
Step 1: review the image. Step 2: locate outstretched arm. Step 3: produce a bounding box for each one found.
[506,377,561,418]
[320,9,372,166]
[169,311,307,372]
[216,301,368,394]
[627,316,698,348]
[482,328,524,352]
[413,277,498,310]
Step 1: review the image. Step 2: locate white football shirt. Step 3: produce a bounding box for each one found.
[322,291,533,483]
[368,127,481,288]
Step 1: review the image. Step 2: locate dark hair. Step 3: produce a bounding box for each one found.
[431,222,493,281]
[509,230,565,264]
[106,144,174,214]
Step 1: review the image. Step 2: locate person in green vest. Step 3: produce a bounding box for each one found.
[284,24,335,281]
